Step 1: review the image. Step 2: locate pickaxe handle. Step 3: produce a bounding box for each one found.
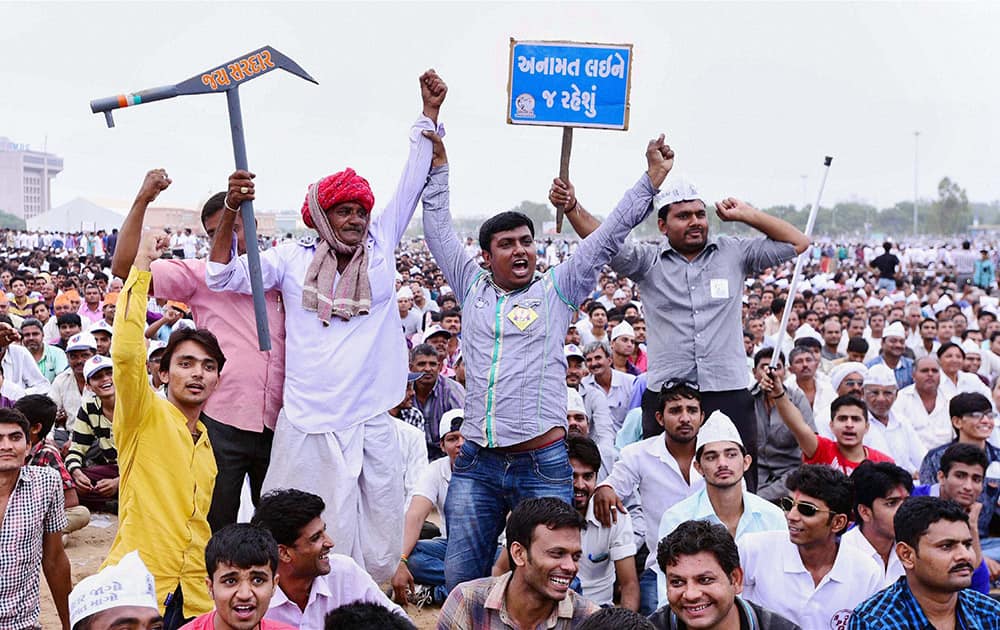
[90,85,180,128]
[226,87,272,352]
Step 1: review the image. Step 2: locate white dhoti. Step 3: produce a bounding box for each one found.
[262,409,403,583]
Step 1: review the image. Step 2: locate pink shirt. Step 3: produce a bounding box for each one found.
[152,257,285,432]
[180,611,296,630]
[78,302,104,326]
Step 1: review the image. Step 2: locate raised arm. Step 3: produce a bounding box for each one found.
[716,197,810,254]
[761,369,818,458]
[111,169,171,280]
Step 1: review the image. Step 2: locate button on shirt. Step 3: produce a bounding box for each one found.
[207,116,438,434]
[891,384,953,451]
[739,530,883,630]
[152,257,285,432]
[35,343,68,383]
[849,576,1000,630]
[0,467,66,630]
[653,487,786,609]
[582,370,636,434]
[599,435,704,570]
[265,554,406,628]
[840,526,904,588]
[579,498,636,607]
[610,235,797,392]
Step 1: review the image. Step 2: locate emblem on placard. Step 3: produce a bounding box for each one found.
[507,305,538,331]
[514,93,536,118]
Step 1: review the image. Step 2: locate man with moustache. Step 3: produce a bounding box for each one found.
[565,344,615,457]
[892,356,952,451]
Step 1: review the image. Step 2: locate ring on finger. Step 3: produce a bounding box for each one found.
[240,186,249,194]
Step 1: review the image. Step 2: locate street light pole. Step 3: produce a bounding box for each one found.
[913,131,920,235]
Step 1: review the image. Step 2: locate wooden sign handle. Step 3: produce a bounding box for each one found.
[557,126,574,233]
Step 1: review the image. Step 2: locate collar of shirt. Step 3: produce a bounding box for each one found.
[781,538,854,585]
[270,574,331,613]
[485,572,574,625]
[643,434,699,481]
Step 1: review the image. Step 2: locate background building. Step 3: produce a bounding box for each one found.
[0,137,63,220]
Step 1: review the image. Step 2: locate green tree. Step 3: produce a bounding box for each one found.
[510,200,554,230]
[929,177,970,234]
[0,210,26,230]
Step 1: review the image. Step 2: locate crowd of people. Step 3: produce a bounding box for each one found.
[2,69,1000,630]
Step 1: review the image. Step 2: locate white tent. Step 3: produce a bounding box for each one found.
[27,198,125,232]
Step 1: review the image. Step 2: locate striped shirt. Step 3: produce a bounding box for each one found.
[849,577,1000,629]
[65,393,117,472]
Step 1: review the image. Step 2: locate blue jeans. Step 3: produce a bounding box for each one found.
[877,277,897,292]
[639,567,658,616]
[409,537,450,603]
[444,439,573,591]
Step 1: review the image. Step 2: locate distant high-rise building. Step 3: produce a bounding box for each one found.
[0,137,64,220]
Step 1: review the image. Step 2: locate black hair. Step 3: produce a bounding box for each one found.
[851,461,913,531]
[440,308,462,321]
[0,407,30,438]
[19,317,43,333]
[786,464,854,528]
[846,336,870,354]
[657,383,701,413]
[753,347,784,368]
[205,523,279,577]
[505,497,584,571]
[940,442,989,477]
[14,395,58,441]
[409,343,438,362]
[937,341,965,360]
[566,435,601,473]
[769,297,786,317]
[794,337,822,350]
[588,302,608,317]
[657,198,706,222]
[200,192,227,227]
[894,496,970,549]
[657,519,740,575]
[323,602,416,630]
[57,313,82,327]
[479,211,534,252]
[830,394,868,419]
[159,327,226,374]
[251,489,325,546]
[577,607,656,630]
[949,392,991,420]
[10,276,26,287]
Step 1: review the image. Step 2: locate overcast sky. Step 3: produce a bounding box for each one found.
[2,1,997,219]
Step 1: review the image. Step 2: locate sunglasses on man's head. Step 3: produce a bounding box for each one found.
[780,496,833,518]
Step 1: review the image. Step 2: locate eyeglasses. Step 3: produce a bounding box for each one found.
[780,496,833,518]
[841,379,864,388]
[962,411,997,421]
[662,379,700,392]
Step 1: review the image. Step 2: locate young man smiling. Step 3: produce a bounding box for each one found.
[106,231,226,627]
[421,131,676,591]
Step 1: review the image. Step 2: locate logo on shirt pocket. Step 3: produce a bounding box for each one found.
[507,305,539,331]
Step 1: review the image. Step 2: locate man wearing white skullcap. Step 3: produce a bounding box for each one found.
[69,551,161,630]
[396,286,422,339]
[859,364,926,474]
[551,172,810,494]
[865,321,914,389]
[652,411,787,610]
[610,321,640,376]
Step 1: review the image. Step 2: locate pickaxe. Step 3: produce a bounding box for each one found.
[90,46,318,351]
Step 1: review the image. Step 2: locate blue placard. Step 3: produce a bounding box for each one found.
[507,39,632,130]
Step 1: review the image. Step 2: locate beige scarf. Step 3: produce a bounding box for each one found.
[301,183,371,324]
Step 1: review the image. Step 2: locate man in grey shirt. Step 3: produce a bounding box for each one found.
[550,175,808,491]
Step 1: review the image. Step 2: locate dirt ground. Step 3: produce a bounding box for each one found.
[40,514,441,629]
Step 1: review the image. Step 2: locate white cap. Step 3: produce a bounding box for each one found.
[83,355,113,381]
[883,321,906,339]
[611,321,635,342]
[864,363,898,388]
[89,320,113,336]
[439,408,464,440]
[962,339,982,356]
[146,340,167,360]
[423,324,452,341]
[567,387,586,416]
[866,297,882,308]
[396,287,414,300]
[793,324,823,344]
[564,344,585,360]
[831,362,868,391]
[695,410,743,452]
[439,285,453,296]
[775,278,789,290]
[612,288,628,300]
[66,331,97,352]
[652,174,701,211]
[69,551,158,629]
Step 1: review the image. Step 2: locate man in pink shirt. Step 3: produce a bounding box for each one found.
[111,171,285,531]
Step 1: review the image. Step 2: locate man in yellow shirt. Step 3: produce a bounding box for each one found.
[105,230,226,629]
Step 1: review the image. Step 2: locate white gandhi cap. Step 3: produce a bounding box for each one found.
[652,174,701,211]
[695,410,743,452]
[567,387,586,416]
[69,551,158,629]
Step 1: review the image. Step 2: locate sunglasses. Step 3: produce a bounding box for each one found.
[780,496,833,518]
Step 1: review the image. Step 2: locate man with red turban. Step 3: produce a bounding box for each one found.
[207,69,447,584]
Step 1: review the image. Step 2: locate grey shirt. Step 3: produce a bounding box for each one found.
[753,384,816,502]
[611,235,796,392]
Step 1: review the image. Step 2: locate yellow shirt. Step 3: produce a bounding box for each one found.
[103,268,216,618]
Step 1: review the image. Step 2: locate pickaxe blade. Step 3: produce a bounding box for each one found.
[90,45,317,127]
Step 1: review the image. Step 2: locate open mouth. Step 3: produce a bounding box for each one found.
[232,604,256,620]
[549,575,571,589]
[512,259,531,274]
[684,603,712,615]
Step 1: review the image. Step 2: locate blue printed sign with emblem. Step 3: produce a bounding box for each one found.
[507,39,633,130]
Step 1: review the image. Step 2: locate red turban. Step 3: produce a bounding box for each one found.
[300,168,375,229]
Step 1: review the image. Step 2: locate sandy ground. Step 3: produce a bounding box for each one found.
[40,514,441,629]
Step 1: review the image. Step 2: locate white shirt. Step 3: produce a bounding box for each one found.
[393,420,428,511]
[578,498,636,607]
[787,376,835,418]
[599,435,703,570]
[739,530,883,630]
[583,370,636,434]
[840,526,905,588]
[892,385,953,451]
[265,554,407,627]
[1,344,50,401]
[413,456,451,535]
[866,410,927,473]
[206,116,437,434]
[940,370,992,401]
